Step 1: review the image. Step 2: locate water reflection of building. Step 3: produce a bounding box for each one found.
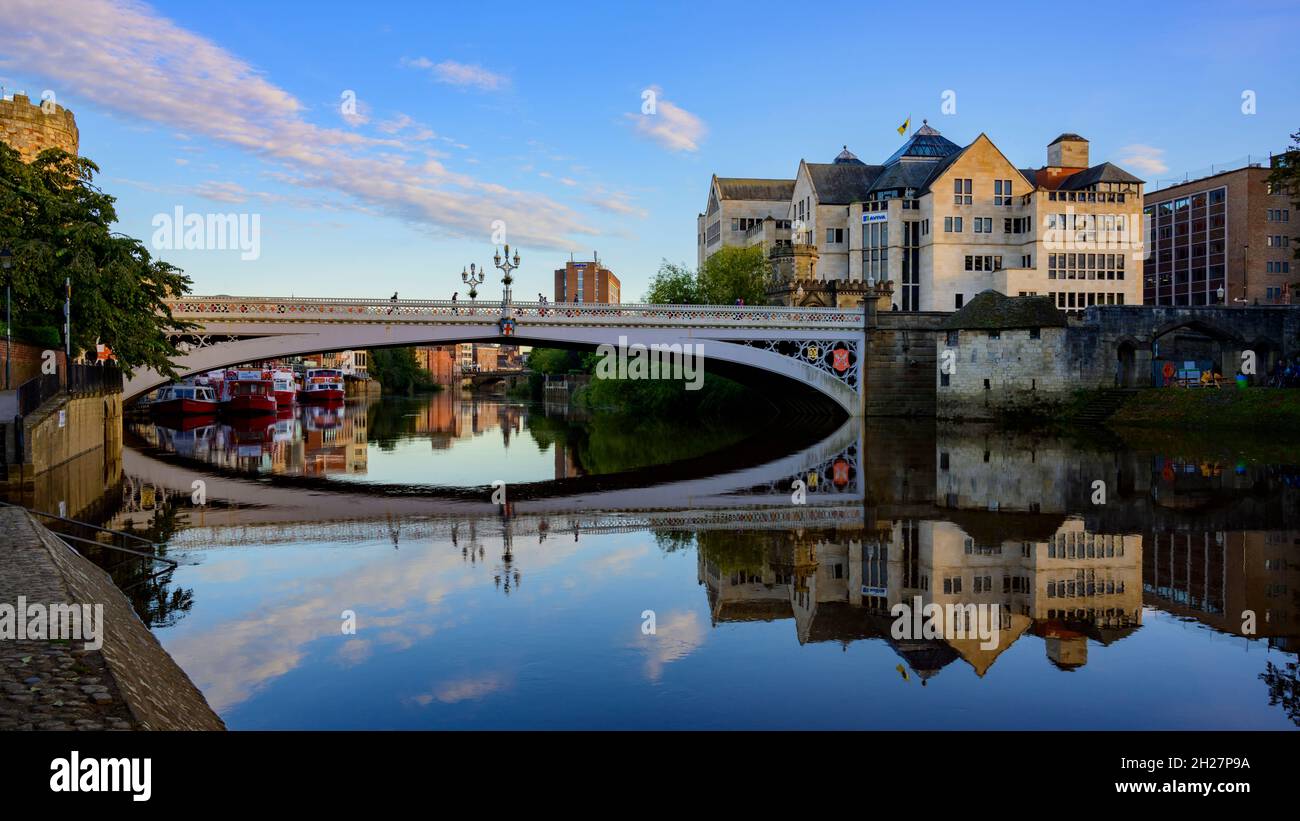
[697,517,1143,678]
[409,393,526,447]
[1144,530,1300,651]
[301,402,367,475]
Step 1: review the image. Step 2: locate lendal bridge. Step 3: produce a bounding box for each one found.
[126,296,870,415]
[123,292,1300,419]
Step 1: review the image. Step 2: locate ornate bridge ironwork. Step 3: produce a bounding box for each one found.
[134,296,868,414]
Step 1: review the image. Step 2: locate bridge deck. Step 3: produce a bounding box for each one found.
[165,296,866,330]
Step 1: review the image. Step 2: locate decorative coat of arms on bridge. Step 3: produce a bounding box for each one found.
[499,317,516,337]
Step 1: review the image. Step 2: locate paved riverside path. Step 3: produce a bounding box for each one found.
[0,507,224,730]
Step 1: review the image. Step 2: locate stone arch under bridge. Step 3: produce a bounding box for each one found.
[125,297,868,416]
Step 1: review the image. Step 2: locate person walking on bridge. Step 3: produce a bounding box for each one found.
[451,291,459,315]
[388,291,398,315]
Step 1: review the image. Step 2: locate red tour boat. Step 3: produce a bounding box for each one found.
[219,369,278,414]
[150,383,220,416]
[301,368,345,402]
[271,368,298,408]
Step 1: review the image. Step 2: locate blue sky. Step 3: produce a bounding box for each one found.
[2,0,1296,301]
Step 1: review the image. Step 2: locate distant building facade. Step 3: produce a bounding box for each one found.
[697,176,795,269]
[554,259,620,303]
[1142,164,1295,306]
[706,124,1146,312]
[414,346,457,384]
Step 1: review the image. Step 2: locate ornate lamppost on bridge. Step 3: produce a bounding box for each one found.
[493,244,520,316]
[462,263,486,303]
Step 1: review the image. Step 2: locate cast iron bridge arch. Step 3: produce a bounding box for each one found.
[126,296,868,415]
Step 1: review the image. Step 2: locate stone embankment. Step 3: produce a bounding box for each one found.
[0,506,224,730]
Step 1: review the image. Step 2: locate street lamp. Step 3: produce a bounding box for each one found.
[1216,285,1225,304]
[493,244,520,312]
[1,247,11,390]
[461,263,485,301]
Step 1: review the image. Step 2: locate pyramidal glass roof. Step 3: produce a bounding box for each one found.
[883,121,961,165]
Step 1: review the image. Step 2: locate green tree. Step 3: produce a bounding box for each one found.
[528,347,586,375]
[367,347,436,394]
[0,144,194,376]
[643,259,700,304]
[697,245,771,305]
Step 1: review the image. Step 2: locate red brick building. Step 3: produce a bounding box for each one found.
[1142,163,1295,306]
[554,258,620,303]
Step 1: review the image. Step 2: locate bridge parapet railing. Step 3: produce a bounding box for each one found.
[165,297,865,329]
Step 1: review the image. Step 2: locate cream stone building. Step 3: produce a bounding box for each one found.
[705,123,1146,311]
[697,176,794,269]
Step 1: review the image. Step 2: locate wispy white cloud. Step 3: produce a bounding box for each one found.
[403,56,509,91]
[1116,144,1168,175]
[584,191,648,219]
[376,112,438,142]
[626,86,706,152]
[0,0,593,249]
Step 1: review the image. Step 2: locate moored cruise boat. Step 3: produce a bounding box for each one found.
[271,368,298,408]
[150,383,220,415]
[301,368,345,402]
[219,369,278,414]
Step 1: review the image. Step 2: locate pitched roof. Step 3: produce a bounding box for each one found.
[833,145,866,165]
[916,145,970,195]
[940,290,1068,331]
[871,159,942,193]
[805,162,884,204]
[883,121,963,165]
[1049,132,1088,145]
[715,177,795,201]
[1057,161,1145,189]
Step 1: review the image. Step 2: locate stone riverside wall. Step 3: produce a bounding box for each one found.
[0,507,224,730]
[0,93,79,161]
[4,390,123,482]
[864,312,947,417]
[936,326,1082,420]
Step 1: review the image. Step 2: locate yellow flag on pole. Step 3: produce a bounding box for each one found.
[897,116,910,136]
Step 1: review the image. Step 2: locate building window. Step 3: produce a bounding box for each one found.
[944,216,963,232]
[825,227,844,244]
[955,294,964,309]
[863,221,888,282]
[994,178,1013,206]
[953,178,972,205]
[1030,327,1041,339]
[964,255,1003,271]
[901,221,921,310]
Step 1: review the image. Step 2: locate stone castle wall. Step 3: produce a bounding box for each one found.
[0,93,79,161]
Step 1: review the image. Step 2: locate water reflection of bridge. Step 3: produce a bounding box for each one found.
[117,413,864,526]
[101,414,1300,676]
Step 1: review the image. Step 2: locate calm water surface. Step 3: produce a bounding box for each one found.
[87,394,1300,729]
